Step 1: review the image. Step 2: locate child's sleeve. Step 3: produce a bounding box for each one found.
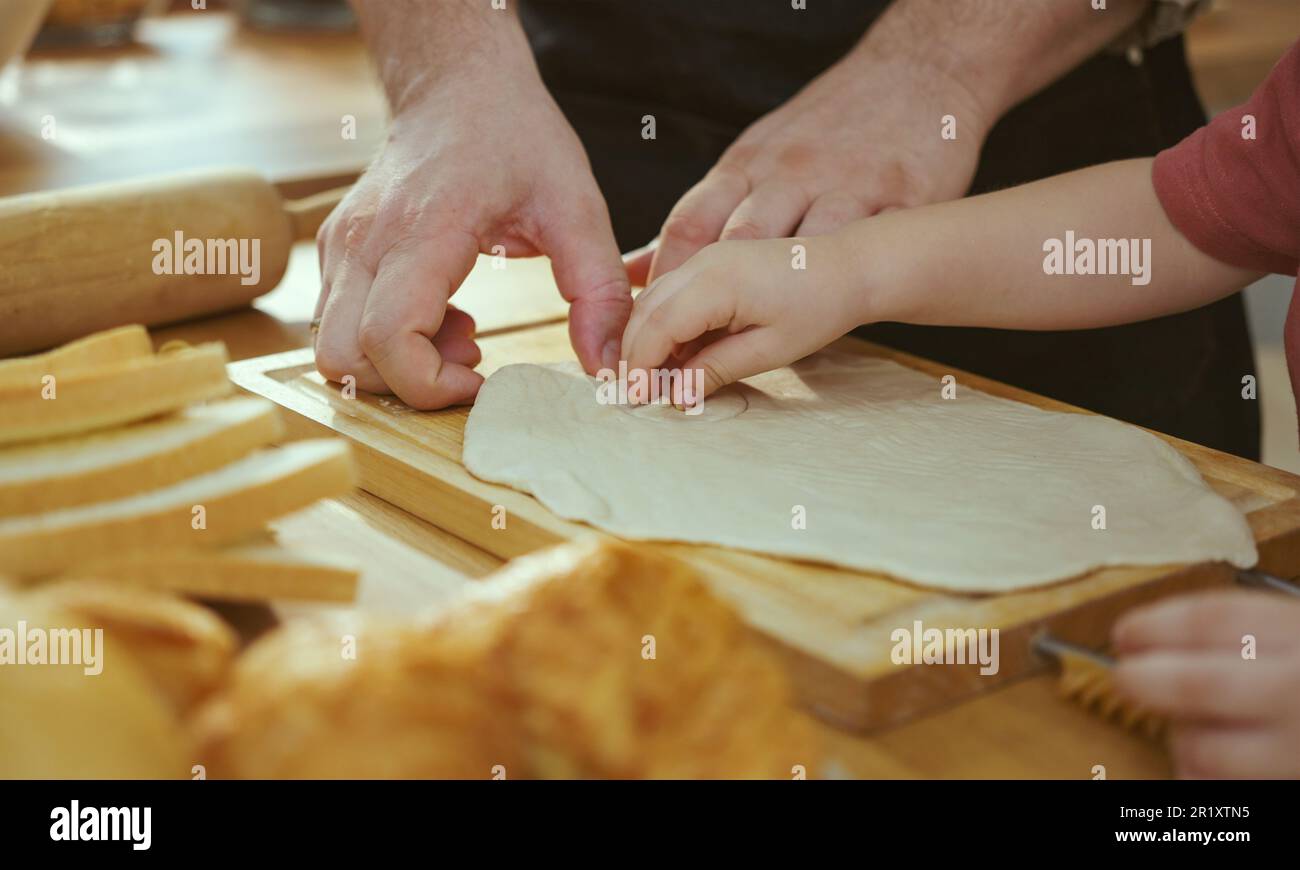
[1152,42,1300,277]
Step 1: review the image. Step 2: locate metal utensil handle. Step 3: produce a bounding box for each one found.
[1237,569,1300,597]
[1032,632,1116,668]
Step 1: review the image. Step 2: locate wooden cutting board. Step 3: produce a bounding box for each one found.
[230,322,1300,731]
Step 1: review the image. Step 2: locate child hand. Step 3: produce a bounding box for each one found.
[1112,591,1300,779]
[619,233,872,403]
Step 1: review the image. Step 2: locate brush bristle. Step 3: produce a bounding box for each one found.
[1055,648,1164,740]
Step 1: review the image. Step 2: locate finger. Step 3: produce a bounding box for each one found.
[312,279,331,326]
[359,233,484,409]
[795,191,869,237]
[314,253,387,394]
[431,306,480,368]
[623,239,658,289]
[1168,723,1295,779]
[1113,651,1290,722]
[432,334,482,368]
[678,329,777,403]
[664,330,725,367]
[312,229,332,321]
[541,197,633,374]
[719,181,809,241]
[623,276,731,374]
[1113,592,1300,655]
[315,209,348,321]
[648,168,749,284]
[620,270,686,360]
[438,305,477,339]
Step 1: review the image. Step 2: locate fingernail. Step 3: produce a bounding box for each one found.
[602,339,621,370]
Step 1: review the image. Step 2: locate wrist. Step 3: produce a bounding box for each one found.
[827,214,927,328]
[850,4,1001,143]
[819,224,887,329]
[356,0,537,116]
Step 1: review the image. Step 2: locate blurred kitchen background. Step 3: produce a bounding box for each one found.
[1,0,1297,468]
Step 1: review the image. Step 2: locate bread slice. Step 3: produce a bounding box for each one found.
[0,324,152,387]
[0,397,283,518]
[0,439,355,577]
[0,342,232,445]
[62,538,359,603]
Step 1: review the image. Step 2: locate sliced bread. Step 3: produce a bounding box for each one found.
[63,538,359,603]
[0,397,283,517]
[0,439,355,576]
[0,342,233,445]
[0,324,152,387]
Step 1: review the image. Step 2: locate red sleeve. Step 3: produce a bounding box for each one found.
[1152,41,1300,277]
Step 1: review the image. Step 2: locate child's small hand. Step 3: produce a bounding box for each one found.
[619,233,873,403]
[1112,592,1300,779]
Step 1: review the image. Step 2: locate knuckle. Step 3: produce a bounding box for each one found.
[357,316,396,360]
[721,217,764,240]
[314,345,364,384]
[708,162,752,194]
[383,203,428,241]
[644,301,672,333]
[585,274,633,305]
[662,212,716,249]
[698,356,735,389]
[343,213,374,255]
[815,190,863,219]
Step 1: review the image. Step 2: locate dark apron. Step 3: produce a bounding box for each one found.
[520,0,1260,460]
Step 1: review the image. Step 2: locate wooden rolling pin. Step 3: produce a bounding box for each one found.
[0,169,350,356]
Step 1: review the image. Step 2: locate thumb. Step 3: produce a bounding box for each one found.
[678,328,778,404]
[543,200,633,375]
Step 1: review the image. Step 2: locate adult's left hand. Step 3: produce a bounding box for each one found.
[626,41,991,287]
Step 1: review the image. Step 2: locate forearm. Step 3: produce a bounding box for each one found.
[351,0,537,112]
[856,159,1261,331]
[857,0,1149,130]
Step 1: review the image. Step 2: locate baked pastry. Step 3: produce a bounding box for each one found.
[465,541,818,779]
[194,541,818,779]
[191,612,521,779]
[29,580,238,713]
[0,588,187,779]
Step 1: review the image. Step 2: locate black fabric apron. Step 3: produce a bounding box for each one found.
[519,0,1260,460]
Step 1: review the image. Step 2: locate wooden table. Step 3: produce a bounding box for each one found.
[20,5,1293,778]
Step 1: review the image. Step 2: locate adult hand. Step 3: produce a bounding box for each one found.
[1113,592,1300,779]
[314,69,630,409]
[625,39,989,288]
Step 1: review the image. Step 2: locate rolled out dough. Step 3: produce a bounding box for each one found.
[462,353,1257,593]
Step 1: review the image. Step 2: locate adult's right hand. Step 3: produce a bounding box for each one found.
[314,68,630,409]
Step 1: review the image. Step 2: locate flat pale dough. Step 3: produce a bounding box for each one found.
[463,353,1257,592]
